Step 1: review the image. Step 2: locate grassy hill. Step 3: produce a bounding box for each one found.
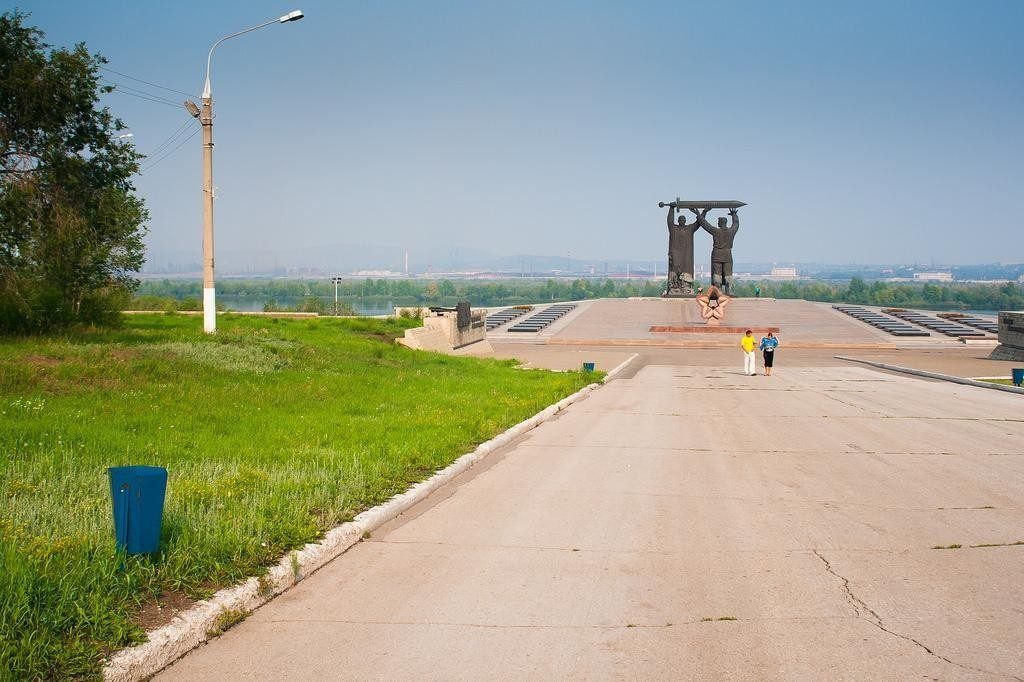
[0,314,594,678]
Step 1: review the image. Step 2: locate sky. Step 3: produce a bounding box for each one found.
[14,0,1024,270]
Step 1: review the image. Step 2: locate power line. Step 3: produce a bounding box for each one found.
[102,80,181,107]
[141,127,200,171]
[141,126,199,171]
[99,65,197,99]
[105,86,183,109]
[145,120,195,158]
[103,80,182,106]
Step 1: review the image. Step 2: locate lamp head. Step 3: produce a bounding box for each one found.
[279,9,304,22]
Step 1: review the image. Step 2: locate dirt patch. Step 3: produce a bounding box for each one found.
[110,349,141,361]
[31,369,120,395]
[363,332,397,343]
[135,590,196,631]
[21,354,61,367]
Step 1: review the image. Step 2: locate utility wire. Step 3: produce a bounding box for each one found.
[94,67,201,173]
[105,86,184,109]
[145,120,195,158]
[141,127,200,171]
[99,65,198,99]
[103,80,182,106]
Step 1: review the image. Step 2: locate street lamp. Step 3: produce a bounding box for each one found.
[331,276,343,316]
[185,9,304,334]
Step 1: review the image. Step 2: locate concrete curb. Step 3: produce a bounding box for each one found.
[102,359,638,681]
[835,355,1024,395]
[603,353,639,382]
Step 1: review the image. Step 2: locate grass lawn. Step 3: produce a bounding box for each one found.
[978,378,1015,386]
[0,314,596,679]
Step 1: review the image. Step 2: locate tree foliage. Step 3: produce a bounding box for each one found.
[0,11,148,332]
[133,276,1024,313]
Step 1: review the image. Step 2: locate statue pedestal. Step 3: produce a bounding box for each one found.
[663,282,695,297]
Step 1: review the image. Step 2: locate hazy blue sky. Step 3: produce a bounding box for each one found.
[16,0,1024,268]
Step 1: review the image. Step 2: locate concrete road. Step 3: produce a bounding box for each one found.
[488,343,1023,380]
[161,365,1024,680]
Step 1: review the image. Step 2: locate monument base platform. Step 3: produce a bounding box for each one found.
[650,325,780,334]
[989,344,1024,361]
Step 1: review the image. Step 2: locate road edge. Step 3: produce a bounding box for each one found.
[834,355,1024,395]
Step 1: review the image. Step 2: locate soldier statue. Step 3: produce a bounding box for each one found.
[664,205,700,296]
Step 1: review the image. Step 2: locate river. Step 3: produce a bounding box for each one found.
[217,296,396,317]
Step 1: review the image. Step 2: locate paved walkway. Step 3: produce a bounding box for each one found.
[488,344,1024,380]
[162,365,1024,680]
[518,298,968,347]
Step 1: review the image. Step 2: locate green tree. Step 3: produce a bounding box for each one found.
[438,279,456,297]
[922,283,941,304]
[777,282,799,299]
[0,12,148,332]
[569,278,588,299]
[846,277,868,303]
[297,295,326,313]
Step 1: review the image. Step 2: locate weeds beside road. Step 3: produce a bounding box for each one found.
[0,314,594,678]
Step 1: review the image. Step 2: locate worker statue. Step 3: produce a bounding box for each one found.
[696,208,739,294]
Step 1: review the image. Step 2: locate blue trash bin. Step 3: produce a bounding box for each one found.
[1013,368,1024,387]
[582,362,596,372]
[108,466,167,554]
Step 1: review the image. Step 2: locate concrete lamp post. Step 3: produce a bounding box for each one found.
[185,9,304,334]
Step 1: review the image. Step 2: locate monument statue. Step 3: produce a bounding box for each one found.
[658,199,746,298]
[696,208,739,294]
[695,284,730,324]
[663,204,700,296]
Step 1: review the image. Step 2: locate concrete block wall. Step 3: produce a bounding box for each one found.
[989,311,1024,361]
[423,311,486,349]
[397,307,487,353]
[397,326,452,353]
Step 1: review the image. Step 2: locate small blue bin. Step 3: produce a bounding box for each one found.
[582,362,596,372]
[108,466,167,554]
[1013,368,1024,387]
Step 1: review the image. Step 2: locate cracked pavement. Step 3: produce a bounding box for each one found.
[161,364,1024,680]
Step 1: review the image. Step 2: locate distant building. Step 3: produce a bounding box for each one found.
[912,272,953,282]
[353,270,404,277]
[735,266,798,281]
[769,266,798,279]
